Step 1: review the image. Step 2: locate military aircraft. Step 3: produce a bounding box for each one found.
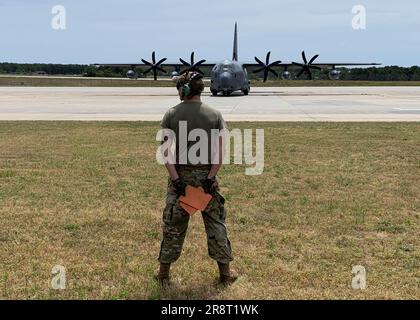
[94,23,380,96]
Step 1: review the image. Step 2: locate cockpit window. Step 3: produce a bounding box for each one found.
[213,62,233,73]
[223,63,232,71]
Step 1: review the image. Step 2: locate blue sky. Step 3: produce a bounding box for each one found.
[1,0,419,66]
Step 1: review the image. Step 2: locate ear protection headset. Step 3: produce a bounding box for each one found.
[178,72,203,100]
[181,81,191,99]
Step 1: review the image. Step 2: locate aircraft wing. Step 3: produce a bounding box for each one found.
[92,51,216,80]
[243,51,381,81]
[305,62,381,68]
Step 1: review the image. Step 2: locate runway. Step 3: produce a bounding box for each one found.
[0,87,419,121]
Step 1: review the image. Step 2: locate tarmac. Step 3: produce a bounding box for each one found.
[0,86,419,121]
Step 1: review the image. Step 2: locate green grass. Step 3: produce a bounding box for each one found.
[0,76,174,87]
[0,121,419,300]
[1,75,420,87]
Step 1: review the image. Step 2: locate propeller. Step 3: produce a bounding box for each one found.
[141,51,167,80]
[292,51,321,80]
[179,52,206,75]
[253,52,282,82]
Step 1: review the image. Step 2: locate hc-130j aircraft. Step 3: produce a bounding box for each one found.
[94,23,380,96]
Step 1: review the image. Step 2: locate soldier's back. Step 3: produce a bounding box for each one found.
[162,101,224,133]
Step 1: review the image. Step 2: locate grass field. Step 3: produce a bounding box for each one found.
[1,75,420,87]
[0,76,173,87]
[0,122,419,300]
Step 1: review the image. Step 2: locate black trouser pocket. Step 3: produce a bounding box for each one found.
[216,192,225,205]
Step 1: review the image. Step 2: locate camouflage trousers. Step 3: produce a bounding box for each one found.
[158,165,234,264]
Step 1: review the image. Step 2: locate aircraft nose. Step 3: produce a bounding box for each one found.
[220,72,232,88]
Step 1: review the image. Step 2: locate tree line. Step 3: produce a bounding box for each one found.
[1,63,420,81]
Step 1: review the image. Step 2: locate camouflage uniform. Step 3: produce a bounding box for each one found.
[158,165,233,264]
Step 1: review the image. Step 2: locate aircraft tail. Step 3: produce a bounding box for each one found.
[232,22,238,61]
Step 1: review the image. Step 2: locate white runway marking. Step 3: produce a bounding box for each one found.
[393,108,420,111]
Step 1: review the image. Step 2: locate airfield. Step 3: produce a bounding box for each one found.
[0,86,420,121]
[1,83,419,300]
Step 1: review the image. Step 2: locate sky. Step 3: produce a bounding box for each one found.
[0,0,419,66]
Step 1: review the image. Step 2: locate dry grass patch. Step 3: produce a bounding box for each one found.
[0,121,419,299]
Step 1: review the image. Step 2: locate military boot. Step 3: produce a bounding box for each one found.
[217,262,238,285]
[154,263,171,287]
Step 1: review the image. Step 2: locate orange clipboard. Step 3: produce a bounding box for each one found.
[179,185,213,216]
